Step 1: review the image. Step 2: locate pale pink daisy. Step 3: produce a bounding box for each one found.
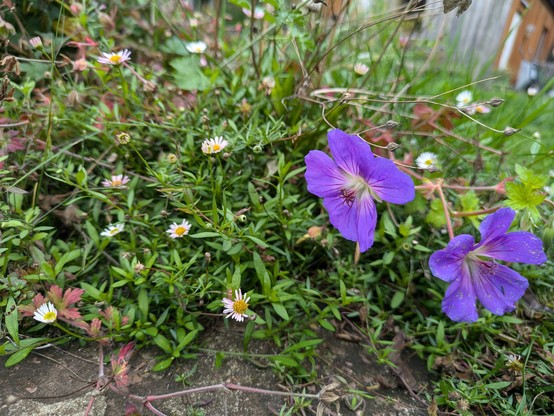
[242,7,265,19]
[102,174,130,188]
[33,302,58,323]
[222,289,250,322]
[97,49,132,66]
[201,136,228,154]
[353,63,369,76]
[166,219,192,238]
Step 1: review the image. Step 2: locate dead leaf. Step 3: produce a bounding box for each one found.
[443,0,472,16]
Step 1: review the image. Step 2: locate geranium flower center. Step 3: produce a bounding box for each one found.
[233,299,248,314]
[340,175,379,206]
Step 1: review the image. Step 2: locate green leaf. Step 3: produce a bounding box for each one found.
[484,381,512,390]
[5,347,33,367]
[390,291,405,309]
[189,232,220,239]
[154,334,173,354]
[138,289,149,319]
[152,357,174,372]
[318,319,335,332]
[54,249,82,275]
[253,251,271,294]
[514,164,548,189]
[426,199,447,227]
[506,183,545,211]
[458,190,481,228]
[170,57,210,91]
[272,303,289,320]
[175,330,198,352]
[5,297,19,344]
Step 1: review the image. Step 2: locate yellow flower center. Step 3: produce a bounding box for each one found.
[233,299,248,315]
[174,226,187,236]
[43,311,56,321]
[212,144,221,151]
[112,179,122,186]
[109,55,122,64]
[109,228,120,235]
[425,159,433,166]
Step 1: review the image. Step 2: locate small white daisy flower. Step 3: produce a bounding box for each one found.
[34,302,58,323]
[222,289,250,322]
[201,136,229,154]
[353,63,369,76]
[97,49,132,66]
[166,219,192,239]
[102,174,130,188]
[455,90,472,107]
[100,223,125,237]
[416,152,438,170]
[186,41,207,54]
[473,104,491,114]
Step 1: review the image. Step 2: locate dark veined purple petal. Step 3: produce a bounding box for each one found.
[359,157,415,204]
[471,262,529,316]
[477,231,547,265]
[322,193,377,252]
[429,234,474,282]
[441,267,478,322]
[305,150,347,198]
[478,207,515,245]
[327,129,374,177]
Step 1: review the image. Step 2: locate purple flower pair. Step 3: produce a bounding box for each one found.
[304,129,415,252]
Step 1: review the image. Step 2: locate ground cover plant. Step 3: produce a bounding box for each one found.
[1,0,553,414]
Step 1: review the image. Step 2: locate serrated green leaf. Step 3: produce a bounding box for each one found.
[515,164,548,189]
[506,183,545,210]
[426,199,447,227]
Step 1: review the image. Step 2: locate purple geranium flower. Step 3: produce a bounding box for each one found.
[429,208,547,322]
[304,129,415,252]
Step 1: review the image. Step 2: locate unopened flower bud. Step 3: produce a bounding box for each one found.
[134,262,145,273]
[385,120,399,129]
[167,153,178,164]
[73,58,88,72]
[503,126,520,136]
[489,97,504,107]
[29,36,43,49]
[386,142,401,151]
[160,210,169,217]
[115,131,131,144]
[238,214,247,223]
[252,145,262,153]
[204,252,211,262]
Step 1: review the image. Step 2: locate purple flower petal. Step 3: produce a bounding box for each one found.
[472,263,528,316]
[360,157,415,204]
[327,129,373,176]
[355,194,378,252]
[442,271,478,322]
[322,193,377,252]
[479,207,515,245]
[305,150,346,198]
[429,234,474,282]
[477,231,547,265]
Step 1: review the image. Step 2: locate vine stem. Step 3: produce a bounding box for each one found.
[128,382,321,404]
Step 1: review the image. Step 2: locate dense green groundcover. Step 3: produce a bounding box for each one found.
[1,1,553,414]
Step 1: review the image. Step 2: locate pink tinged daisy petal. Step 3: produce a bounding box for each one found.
[471,263,529,316]
[305,150,348,198]
[477,231,547,265]
[429,234,475,283]
[359,157,415,204]
[441,270,478,322]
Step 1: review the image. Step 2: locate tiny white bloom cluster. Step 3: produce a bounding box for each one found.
[353,63,369,76]
[201,136,229,155]
[97,49,131,66]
